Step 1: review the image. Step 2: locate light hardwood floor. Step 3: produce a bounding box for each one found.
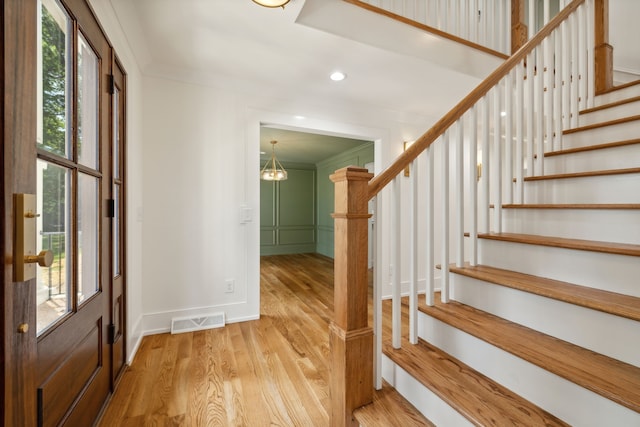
[99,254,340,426]
[98,253,429,426]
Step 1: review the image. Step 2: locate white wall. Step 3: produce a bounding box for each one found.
[92,0,480,361]
[610,0,640,81]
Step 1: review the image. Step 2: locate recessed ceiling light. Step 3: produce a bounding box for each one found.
[295,115,305,120]
[330,71,346,81]
[500,111,507,117]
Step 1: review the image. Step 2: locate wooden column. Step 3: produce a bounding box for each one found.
[511,0,528,54]
[330,166,374,427]
[594,0,613,93]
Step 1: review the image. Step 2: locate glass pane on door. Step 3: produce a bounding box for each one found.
[36,160,72,334]
[78,173,100,303]
[77,32,99,169]
[38,0,72,159]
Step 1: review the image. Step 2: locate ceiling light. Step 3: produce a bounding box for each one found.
[252,0,290,8]
[330,71,346,81]
[261,140,288,181]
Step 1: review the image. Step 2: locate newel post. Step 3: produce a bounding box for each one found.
[594,0,613,93]
[511,0,528,54]
[329,166,374,427]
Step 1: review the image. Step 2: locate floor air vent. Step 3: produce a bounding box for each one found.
[171,313,225,334]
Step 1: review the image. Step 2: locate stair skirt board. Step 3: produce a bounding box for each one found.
[381,354,473,427]
[544,143,640,175]
[478,239,640,297]
[450,274,640,367]
[499,208,640,245]
[523,173,640,204]
[417,315,640,427]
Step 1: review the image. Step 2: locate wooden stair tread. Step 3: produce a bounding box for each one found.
[580,95,640,115]
[478,232,640,257]
[418,297,640,413]
[449,263,640,322]
[353,380,435,427]
[502,203,640,209]
[381,337,568,426]
[563,114,640,135]
[544,138,640,157]
[524,167,640,181]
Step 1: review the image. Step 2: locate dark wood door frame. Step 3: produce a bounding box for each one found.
[2,0,39,425]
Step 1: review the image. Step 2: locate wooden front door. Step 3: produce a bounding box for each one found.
[1,0,126,425]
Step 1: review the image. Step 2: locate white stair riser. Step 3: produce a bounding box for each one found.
[544,143,640,175]
[478,239,640,297]
[381,355,472,427]
[523,173,640,204]
[418,314,640,427]
[450,274,640,367]
[593,85,640,107]
[561,119,640,149]
[578,100,640,126]
[500,208,640,245]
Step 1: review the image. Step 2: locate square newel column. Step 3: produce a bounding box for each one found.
[329,166,374,427]
[594,0,613,93]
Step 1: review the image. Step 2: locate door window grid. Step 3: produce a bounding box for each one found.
[36,0,103,335]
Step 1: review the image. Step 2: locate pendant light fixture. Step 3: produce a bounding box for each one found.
[252,0,290,8]
[261,140,288,181]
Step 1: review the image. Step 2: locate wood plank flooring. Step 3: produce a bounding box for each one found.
[97,253,426,426]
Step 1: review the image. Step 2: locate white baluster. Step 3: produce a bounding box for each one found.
[409,159,418,345]
[529,0,536,38]
[374,193,383,389]
[570,12,579,128]
[516,61,525,203]
[586,0,595,109]
[536,46,545,176]
[392,176,401,349]
[455,119,464,268]
[544,0,551,24]
[554,26,563,151]
[544,31,554,161]
[425,145,435,306]
[504,72,513,205]
[562,19,572,130]
[470,0,478,46]
[481,96,490,233]
[493,86,503,233]
[526,51,535,177]
[469,105,478,266]
[441,131,450,303]
[578,4,587,111]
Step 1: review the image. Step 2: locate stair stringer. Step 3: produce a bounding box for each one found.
[417,313,640,427]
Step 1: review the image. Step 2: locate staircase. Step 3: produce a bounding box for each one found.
[362,81,640,426]
[326,1,640,426]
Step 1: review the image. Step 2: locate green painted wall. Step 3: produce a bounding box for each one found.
[316,143,374,258]
[260,167,316,255]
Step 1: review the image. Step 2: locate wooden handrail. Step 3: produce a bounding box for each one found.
[367,0,586,200]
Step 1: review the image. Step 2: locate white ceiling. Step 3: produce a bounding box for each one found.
[107,0,506,162]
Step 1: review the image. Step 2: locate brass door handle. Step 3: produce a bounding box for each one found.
[14,193,51,281]
[24,250,54,268]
